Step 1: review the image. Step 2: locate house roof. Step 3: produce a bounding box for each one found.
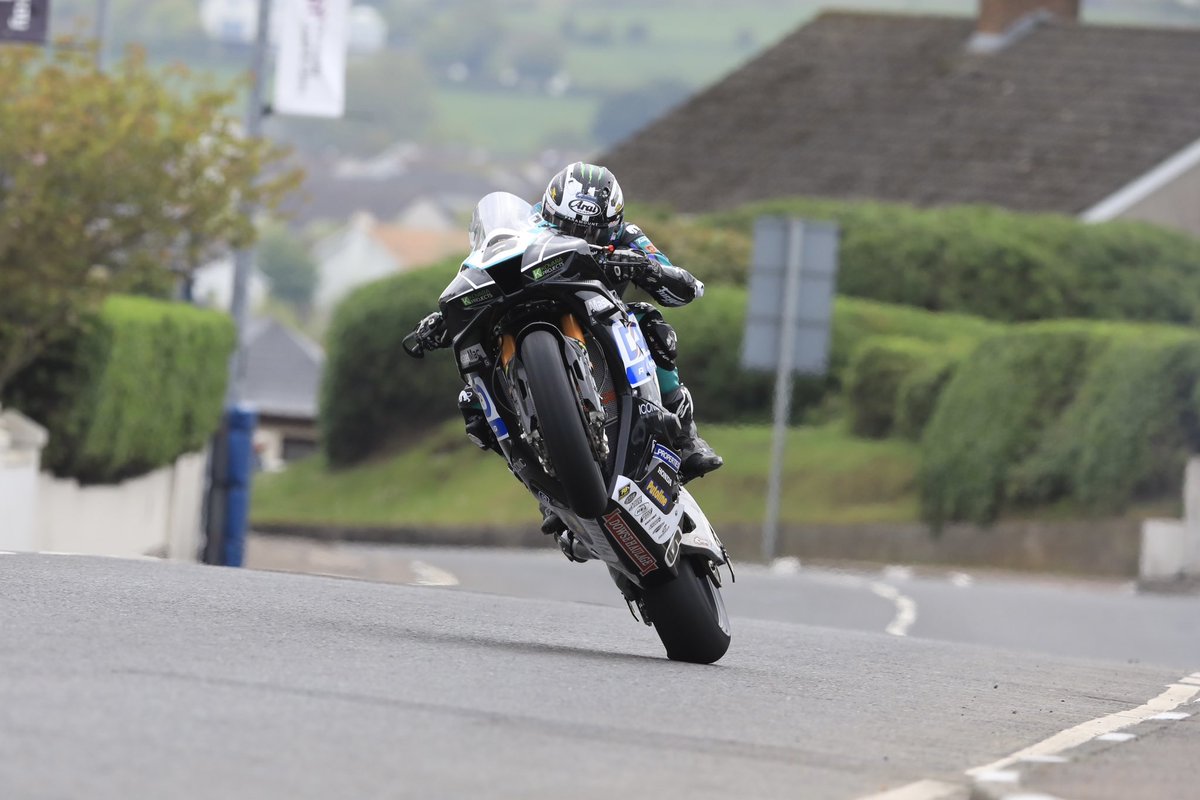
[369,225,465,270]
[602,11,1200,215]
[244,319,324,420]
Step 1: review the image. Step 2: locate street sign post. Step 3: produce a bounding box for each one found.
[741,217,840,563]
[0,0,50,44]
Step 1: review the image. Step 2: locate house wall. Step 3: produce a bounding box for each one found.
[34,451,208,559]
[314,219,401,314]
[1115,161,1200,238]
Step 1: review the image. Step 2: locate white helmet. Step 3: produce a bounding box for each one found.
[540,162,625,245]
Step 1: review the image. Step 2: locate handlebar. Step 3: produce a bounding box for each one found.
[402,330,425,359]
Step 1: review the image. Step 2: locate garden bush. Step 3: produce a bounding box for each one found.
[693,199,1200,325]
[845,337,947,439]
[3,296,234,483]
[322,259,997,464]
[321,258,465,466]
[919,321,1200,527]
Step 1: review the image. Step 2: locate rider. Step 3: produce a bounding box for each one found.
[411,162,723,534]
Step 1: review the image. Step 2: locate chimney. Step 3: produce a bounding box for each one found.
[977,0,1080,35]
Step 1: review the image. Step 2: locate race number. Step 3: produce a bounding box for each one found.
[610,313,655,388]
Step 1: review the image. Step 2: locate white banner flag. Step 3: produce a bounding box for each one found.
[273,0,349,118]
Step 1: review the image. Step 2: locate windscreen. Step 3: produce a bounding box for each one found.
[468,192,535,253]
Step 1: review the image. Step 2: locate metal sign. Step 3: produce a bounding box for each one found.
[0,0,50,44]
[740,217,840,563]
[741,217,840,376]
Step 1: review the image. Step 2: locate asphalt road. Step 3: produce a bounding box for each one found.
[249,538,1200,669]
[3,550,1199,799]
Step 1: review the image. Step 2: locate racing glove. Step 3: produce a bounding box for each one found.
[413,311,449,351]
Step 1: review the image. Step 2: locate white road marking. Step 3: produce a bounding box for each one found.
[860,672,1200,800]
[882,564,913,582]
[0,551,16,556]
[972,770,1020,784]
[871,582,918,637]
[1003,794,1066,800]
[1147,711,1190,721]
[769,556,802,575]
[410,560,459,587]
[949,572,973,588]
[856,779,962,800]
[965,677,1200,777]
[1018,754,1069,764]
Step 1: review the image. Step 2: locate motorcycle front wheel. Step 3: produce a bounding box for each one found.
[520,330,609,518]
[643,555,731,664]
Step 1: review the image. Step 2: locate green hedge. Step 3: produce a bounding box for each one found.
[846,337,948,439]
[322,261,996,464]
[919,321,1200,527]
[321,260,465,466]
[647,199,1200,326]
[4,295,234,483]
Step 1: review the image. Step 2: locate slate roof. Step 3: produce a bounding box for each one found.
[602,11,1200,214]
[244,319,324,420]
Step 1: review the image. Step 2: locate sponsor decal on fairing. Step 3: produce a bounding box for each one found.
[601,511,658,576]
[651,443,682,473]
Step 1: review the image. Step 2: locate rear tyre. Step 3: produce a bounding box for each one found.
[521,330,609,518]
[642,556,731,664]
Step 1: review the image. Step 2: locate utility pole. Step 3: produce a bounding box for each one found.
[204,0,271,567]
[227,0,272,405]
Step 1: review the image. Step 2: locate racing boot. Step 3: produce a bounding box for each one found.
[663,385,723,481]
[459,386,499,454]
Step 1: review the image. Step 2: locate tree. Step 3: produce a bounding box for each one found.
[258,225,318,313]
[0,43,300,393]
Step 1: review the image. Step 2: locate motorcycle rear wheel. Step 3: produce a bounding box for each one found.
[643,555,731,664]
[521,330,609,518]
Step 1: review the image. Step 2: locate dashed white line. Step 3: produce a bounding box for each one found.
[857,672,1200,800]
[856,779,962,800]
[410,560,459,587]
[949,572,974,588]
[870,582,918,637]
[769,556,802,575]
[1147,711,1191,721]
[1018,754,1069,764]
[973,769,1020,784]
[965,677,1200,777]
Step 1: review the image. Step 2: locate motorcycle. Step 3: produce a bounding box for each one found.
[404,192,732,664]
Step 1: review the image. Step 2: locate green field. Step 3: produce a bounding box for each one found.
[251,420,920,530]
[433,89,598,154]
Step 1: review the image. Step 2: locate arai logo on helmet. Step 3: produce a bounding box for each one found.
[568,196,602,217]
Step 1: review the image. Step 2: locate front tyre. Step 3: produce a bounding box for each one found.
[521,330,609,518]
[642,556,731,664]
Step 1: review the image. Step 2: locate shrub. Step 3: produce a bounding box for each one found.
[918,321,1200,527]
[894,355,960,441]
[321,260,465,466]
[3,296,234,483]
[696,199,1200,325]
[322,257,999,465]
[845,337,946,439]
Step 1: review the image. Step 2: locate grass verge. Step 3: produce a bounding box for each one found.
[251,420,920,530]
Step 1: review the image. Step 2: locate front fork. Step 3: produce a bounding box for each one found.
[500,315,609,475]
